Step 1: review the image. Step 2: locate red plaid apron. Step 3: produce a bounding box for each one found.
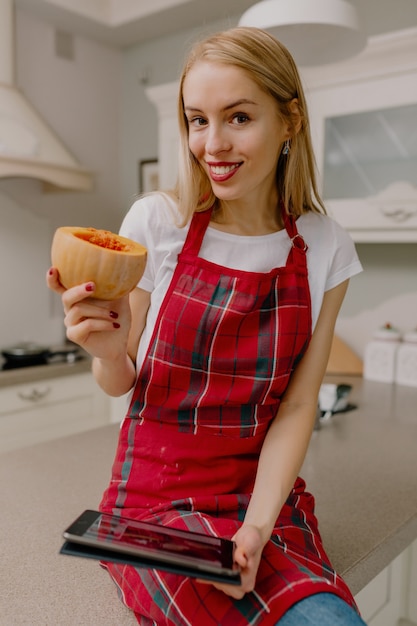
[100,207,356,625]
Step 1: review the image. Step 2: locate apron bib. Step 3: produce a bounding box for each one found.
[100,207,356,625]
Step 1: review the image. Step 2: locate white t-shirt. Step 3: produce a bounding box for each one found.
[120,193,363,369]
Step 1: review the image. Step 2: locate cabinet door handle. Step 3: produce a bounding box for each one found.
[380,206,416,222]
[18,387,51,402]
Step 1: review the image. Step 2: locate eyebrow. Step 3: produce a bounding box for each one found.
[184,98,259,113]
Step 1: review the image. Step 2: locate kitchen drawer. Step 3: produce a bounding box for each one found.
[0,373,93,414]
[355,549,407,625]
[0,372,109,453]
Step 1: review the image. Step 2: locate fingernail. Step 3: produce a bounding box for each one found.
[85,283,95,292]
[48,267,54,276]
[113,322,120,329]
[109,311,119,319]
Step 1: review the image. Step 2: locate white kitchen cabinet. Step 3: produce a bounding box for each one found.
[304,27,417,242]
[0,372,110,453]
[406,538,417,624]
[146,81,179,189]
[354,538,417,626]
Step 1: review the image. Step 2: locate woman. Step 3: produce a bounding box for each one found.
[48,27,365,626]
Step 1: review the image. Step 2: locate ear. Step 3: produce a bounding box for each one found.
[285,98,302,139]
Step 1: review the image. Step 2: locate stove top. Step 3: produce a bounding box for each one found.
[0,345,82,371]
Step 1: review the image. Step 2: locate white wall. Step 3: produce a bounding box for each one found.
[0,9,124,349]
[0,188,62,349]
[13,8,124,232]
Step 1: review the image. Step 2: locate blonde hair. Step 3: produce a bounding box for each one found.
[174,26,325,224]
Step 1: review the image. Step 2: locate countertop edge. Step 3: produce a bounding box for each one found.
[0,356,92,387]
[343,516,417,595]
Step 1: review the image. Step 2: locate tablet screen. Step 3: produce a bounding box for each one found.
[63,510,239,578]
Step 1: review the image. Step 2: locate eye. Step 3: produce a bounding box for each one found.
[188,116,207,128]
[232,112,250,125]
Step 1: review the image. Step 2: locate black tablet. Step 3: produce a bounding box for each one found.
[61,509,241,585]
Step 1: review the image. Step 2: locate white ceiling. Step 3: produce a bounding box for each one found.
[14,0,417,48]
[14,0,257,46]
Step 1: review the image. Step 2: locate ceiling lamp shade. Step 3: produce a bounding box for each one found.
[238,0,367,66]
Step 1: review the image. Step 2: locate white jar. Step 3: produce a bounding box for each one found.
[395,330,417,387]
[363,324,401,383]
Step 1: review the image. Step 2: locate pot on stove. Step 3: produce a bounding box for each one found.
[1,342,80,369]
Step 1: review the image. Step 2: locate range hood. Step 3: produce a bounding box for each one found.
[0,0,93,192]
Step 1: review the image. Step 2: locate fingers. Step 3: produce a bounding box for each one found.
[65,314,120,346]
[61,282,98,315]
[205,577,251,600]
[46,267,97,308]
[46,266,123,342]
[62,287,124,340]
[46,266,96,305]
[208,525,265,599]
[46,267,133,364]
[46,266,66,295]
[200,549,256,599]
[232,551,248,574]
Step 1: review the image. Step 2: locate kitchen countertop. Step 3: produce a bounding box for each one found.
[0,355,92,388]
[1,376,416,625]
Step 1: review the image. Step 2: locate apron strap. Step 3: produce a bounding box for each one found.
[181,208,212,257]
[181,203,308,266]
[281,202,308,266]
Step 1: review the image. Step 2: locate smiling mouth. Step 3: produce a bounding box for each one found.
[207,162,242,180]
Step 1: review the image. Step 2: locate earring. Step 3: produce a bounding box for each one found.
[282,139,290,155]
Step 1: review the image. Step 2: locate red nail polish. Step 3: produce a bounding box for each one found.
[109,311,119,319]
[48,267,54,276]
[113,322,120,329]
[85,283,94,292]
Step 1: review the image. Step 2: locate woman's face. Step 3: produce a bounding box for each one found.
[182,61,290,210]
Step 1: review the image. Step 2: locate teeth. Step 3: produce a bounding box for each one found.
[210,164,239,175]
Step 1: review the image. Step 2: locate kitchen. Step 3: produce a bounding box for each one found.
[1,1,417,624]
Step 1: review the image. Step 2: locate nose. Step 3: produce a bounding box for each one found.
[205,123,232,156]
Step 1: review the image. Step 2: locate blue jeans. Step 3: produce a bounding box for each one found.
[277,593,367,625]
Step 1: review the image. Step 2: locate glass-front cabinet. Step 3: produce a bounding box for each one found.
[305,27,417,242]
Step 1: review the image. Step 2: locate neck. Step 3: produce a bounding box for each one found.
[211,198,283,236]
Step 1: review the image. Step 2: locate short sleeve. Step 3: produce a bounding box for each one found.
[119,198,155,292]
[119,193,180,293]
[324,218,363,291]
